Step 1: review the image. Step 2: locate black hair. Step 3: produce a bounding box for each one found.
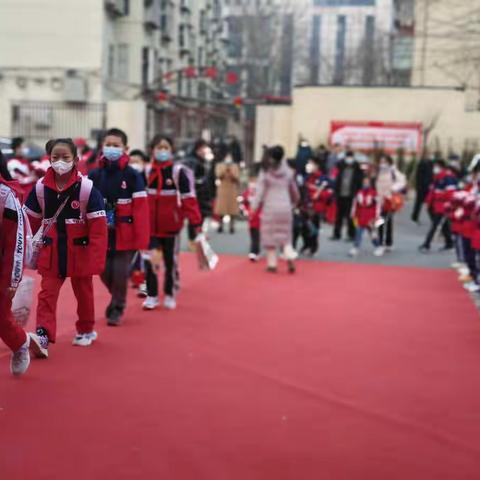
[264,145,284,170]
[103,128,128,146]
[345,150,355,158]
[129,149,150,163]
[193,139,209,154]
[45,138,77,156]
[435,158,447,168]
[149,134,175,152]
[0,150,13,181]
[11,137,24,151]
[379,154,394,166]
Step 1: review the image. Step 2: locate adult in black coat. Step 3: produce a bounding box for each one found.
[332,152,364,241]
[411,157,433,223]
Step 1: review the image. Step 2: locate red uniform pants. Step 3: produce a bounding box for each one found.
[37,276,95,343]
[0,290,27,352]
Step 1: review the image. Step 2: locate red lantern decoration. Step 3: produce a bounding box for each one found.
[233,96,243,108]
[204,66,218,79]
[225,71,239,85]
[184,66,197,78]
[163,71,174,82]
[155,91,169,103]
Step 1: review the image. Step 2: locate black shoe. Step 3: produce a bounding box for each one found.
[266,266,278,273]
[287,260,296,274]
[217,225,224,233]
[107,309,122,327]
[105,303,114,319]
[439,245,454,252]
[230,226,235,234]
[419,245,430,254]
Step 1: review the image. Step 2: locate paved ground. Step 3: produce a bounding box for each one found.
[187,202,453,270]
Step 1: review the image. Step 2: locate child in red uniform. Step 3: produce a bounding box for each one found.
[349,176,381,257]
[25,139,108,358]
[0,172,37,375]
[243,172,262,261]
[89,129,150,325]
[143,135,202,310]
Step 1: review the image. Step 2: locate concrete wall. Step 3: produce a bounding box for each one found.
[107,100,147,150]
[255,86,480,157]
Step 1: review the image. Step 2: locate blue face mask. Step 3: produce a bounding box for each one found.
[103,146,123,162]
[155,150,172,163]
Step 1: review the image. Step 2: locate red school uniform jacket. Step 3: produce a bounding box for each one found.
[89,154,150,251]
[0,177,26,290]
[426,169,459,215]
[147,161,202,237]
[25,168,108,278]
[306,172,335,214]
[242,185,261,230]
[352,187,379,227]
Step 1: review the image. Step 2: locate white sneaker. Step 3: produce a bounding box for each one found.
[458,267,470,276]
[137,283,148,298]
[248,253,259,262]
[451,262,463,269]
[72,331,98,347]
[11,335,30,376]
[163,295,177,310]
[465,282,480,293]
[143,296,160,310]
[349,247,359,257]
[374,246,385,257]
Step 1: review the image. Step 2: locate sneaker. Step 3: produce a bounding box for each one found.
[459,274,473,283]
[458,266,470,276]
[465,282,480,293]
[419,245,430,254]
[451,261,463,269]
[373,246,385,257]
[11,336,30,376]
[349,247,359,257]
[385,246,395,253]
[163,295,177,310]
[266,266,278,273]
[72,331,98,347]
[248,253,259,262]
[287,260,296,274]
[107,309,122,327]
[143,296,160,310]
[29,331,49,359]
[137,283,148,298]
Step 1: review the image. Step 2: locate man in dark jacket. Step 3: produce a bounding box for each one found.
[332,151,364,241]
[411,156,433,223]
[183,139,215,240]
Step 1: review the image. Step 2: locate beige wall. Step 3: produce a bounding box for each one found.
[255,86,480,157]
[107,100,147,150]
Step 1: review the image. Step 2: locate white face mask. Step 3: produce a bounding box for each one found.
[345,157,354,165]
[130,163,144,173]
[51,160,74,175]
[306,162,315,174]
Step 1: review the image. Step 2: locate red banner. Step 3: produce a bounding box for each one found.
[330,121,423,154]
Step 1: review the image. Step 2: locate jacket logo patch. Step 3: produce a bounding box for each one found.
[166,179,173,186]
[121,181,127,189]
[71,200,80,210]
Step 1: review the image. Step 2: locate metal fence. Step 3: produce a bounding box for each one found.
[11,101,106,142]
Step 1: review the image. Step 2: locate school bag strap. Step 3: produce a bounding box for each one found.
[0,183,10,227]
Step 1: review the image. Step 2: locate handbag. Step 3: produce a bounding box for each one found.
[25,194,71,270]
[194,233,219,271]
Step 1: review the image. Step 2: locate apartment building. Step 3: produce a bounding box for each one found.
[0,0,229,148]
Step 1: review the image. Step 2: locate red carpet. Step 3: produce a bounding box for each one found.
[1,254,480,479]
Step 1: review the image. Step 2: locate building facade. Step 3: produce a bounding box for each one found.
[0,0,231,149]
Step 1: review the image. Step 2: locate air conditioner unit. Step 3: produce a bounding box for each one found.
[105,0,127,17]
[64,76,88,103]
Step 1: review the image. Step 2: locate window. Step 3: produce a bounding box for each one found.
[108,45,115,79]
[314,0,375,5]
[117,44,129,82]
[363,16,375,85]
[334,15,346,85]
[310,15,321,83]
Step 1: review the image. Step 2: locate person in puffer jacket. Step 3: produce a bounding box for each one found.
[0,171,40,376]
[419,159,458,252]
[142,135,202,311]
[25,138,107,359]
[349,176,381,257]
[89,128,150,326]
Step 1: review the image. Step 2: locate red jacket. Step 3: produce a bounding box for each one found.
[147,161,201,237]
[0,177,26,290]
[425,169,458,215]
[352,187,379,227]
[306,172,335,214]
[25,168,108,278]
[242,185,261,229]
[89,154,150,251]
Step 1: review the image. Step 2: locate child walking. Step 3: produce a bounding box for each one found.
[89,128,150,325]
[25,138,107,358]
[349,176,381,257]
[143,135,202,310]
[242,173,261,261]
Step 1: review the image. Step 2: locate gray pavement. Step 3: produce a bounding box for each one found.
[182,201,455,270]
